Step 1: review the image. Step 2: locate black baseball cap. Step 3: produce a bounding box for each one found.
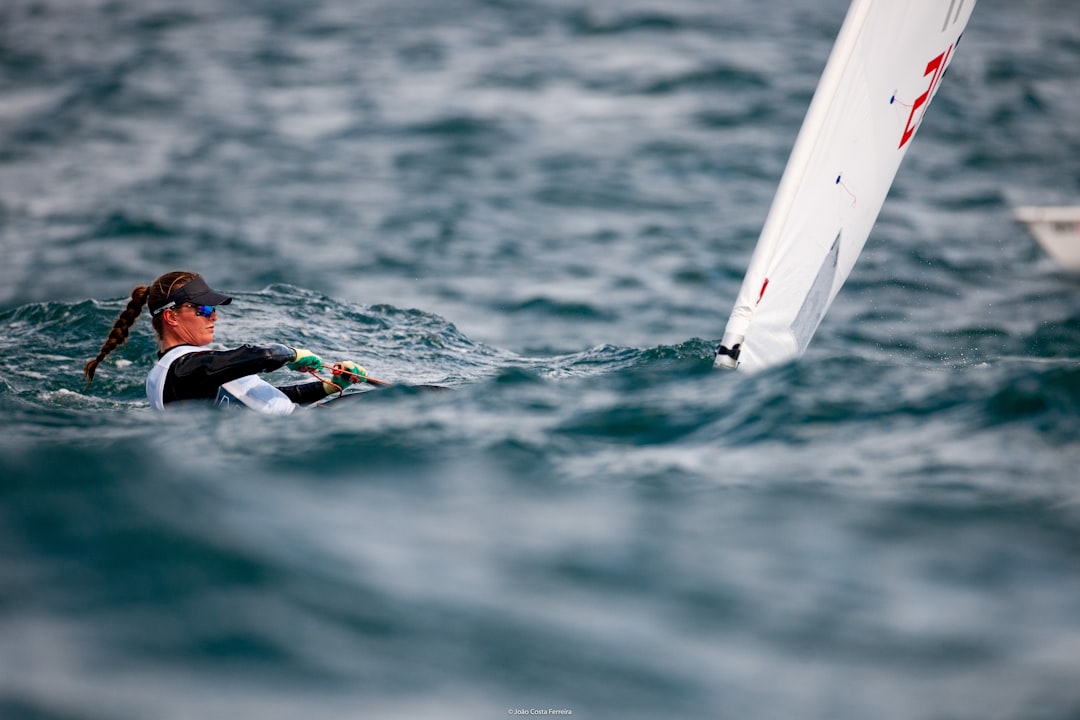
[149,276,233,316]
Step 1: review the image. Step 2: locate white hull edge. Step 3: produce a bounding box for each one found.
[1014,205,1080,272]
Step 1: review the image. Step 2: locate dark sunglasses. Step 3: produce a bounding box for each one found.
[179,303,217,318]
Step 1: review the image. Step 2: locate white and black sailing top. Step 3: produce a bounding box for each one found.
[146,343,327,415]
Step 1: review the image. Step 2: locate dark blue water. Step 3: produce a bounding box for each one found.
[2,1,1080,718]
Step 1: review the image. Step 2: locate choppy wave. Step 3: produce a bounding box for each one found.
[3,0,1080,718]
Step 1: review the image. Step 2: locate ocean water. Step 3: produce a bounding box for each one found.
[2,0,1080,718]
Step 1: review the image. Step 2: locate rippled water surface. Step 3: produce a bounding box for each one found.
[2,1,1080,718]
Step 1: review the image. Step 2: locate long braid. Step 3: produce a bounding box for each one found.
[83,270,198,385]
[83,286,149,385]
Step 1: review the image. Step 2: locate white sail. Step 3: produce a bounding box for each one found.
[716,0,977,371]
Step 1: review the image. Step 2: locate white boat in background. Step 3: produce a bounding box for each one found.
[1014,206,1080,271]
[714,0,977,372]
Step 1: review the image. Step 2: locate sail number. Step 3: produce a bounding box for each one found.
[898,44,954,149]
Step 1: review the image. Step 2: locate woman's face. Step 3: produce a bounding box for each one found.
[167,302,217,346]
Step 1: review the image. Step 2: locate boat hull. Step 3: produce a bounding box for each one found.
[1015,206,1080,271]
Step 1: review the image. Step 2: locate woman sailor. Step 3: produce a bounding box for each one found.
[84,271,367,415]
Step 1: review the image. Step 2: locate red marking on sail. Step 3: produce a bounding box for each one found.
[899,44,953,149]
[757,278,769,304]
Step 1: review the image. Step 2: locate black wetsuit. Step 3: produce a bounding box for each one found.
[158,343,328,406]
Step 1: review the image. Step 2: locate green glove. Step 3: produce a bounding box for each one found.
[321,361,367,396]
[287,347,324,373]
[331,361,368,386]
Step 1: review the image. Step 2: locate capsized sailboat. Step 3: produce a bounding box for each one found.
[715,0,977,371]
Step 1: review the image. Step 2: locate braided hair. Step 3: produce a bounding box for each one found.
[83,271,199,385]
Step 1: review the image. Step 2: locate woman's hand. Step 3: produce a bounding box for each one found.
[331,361,367,386]
[287,347,324,372]
[322,360,368,395]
